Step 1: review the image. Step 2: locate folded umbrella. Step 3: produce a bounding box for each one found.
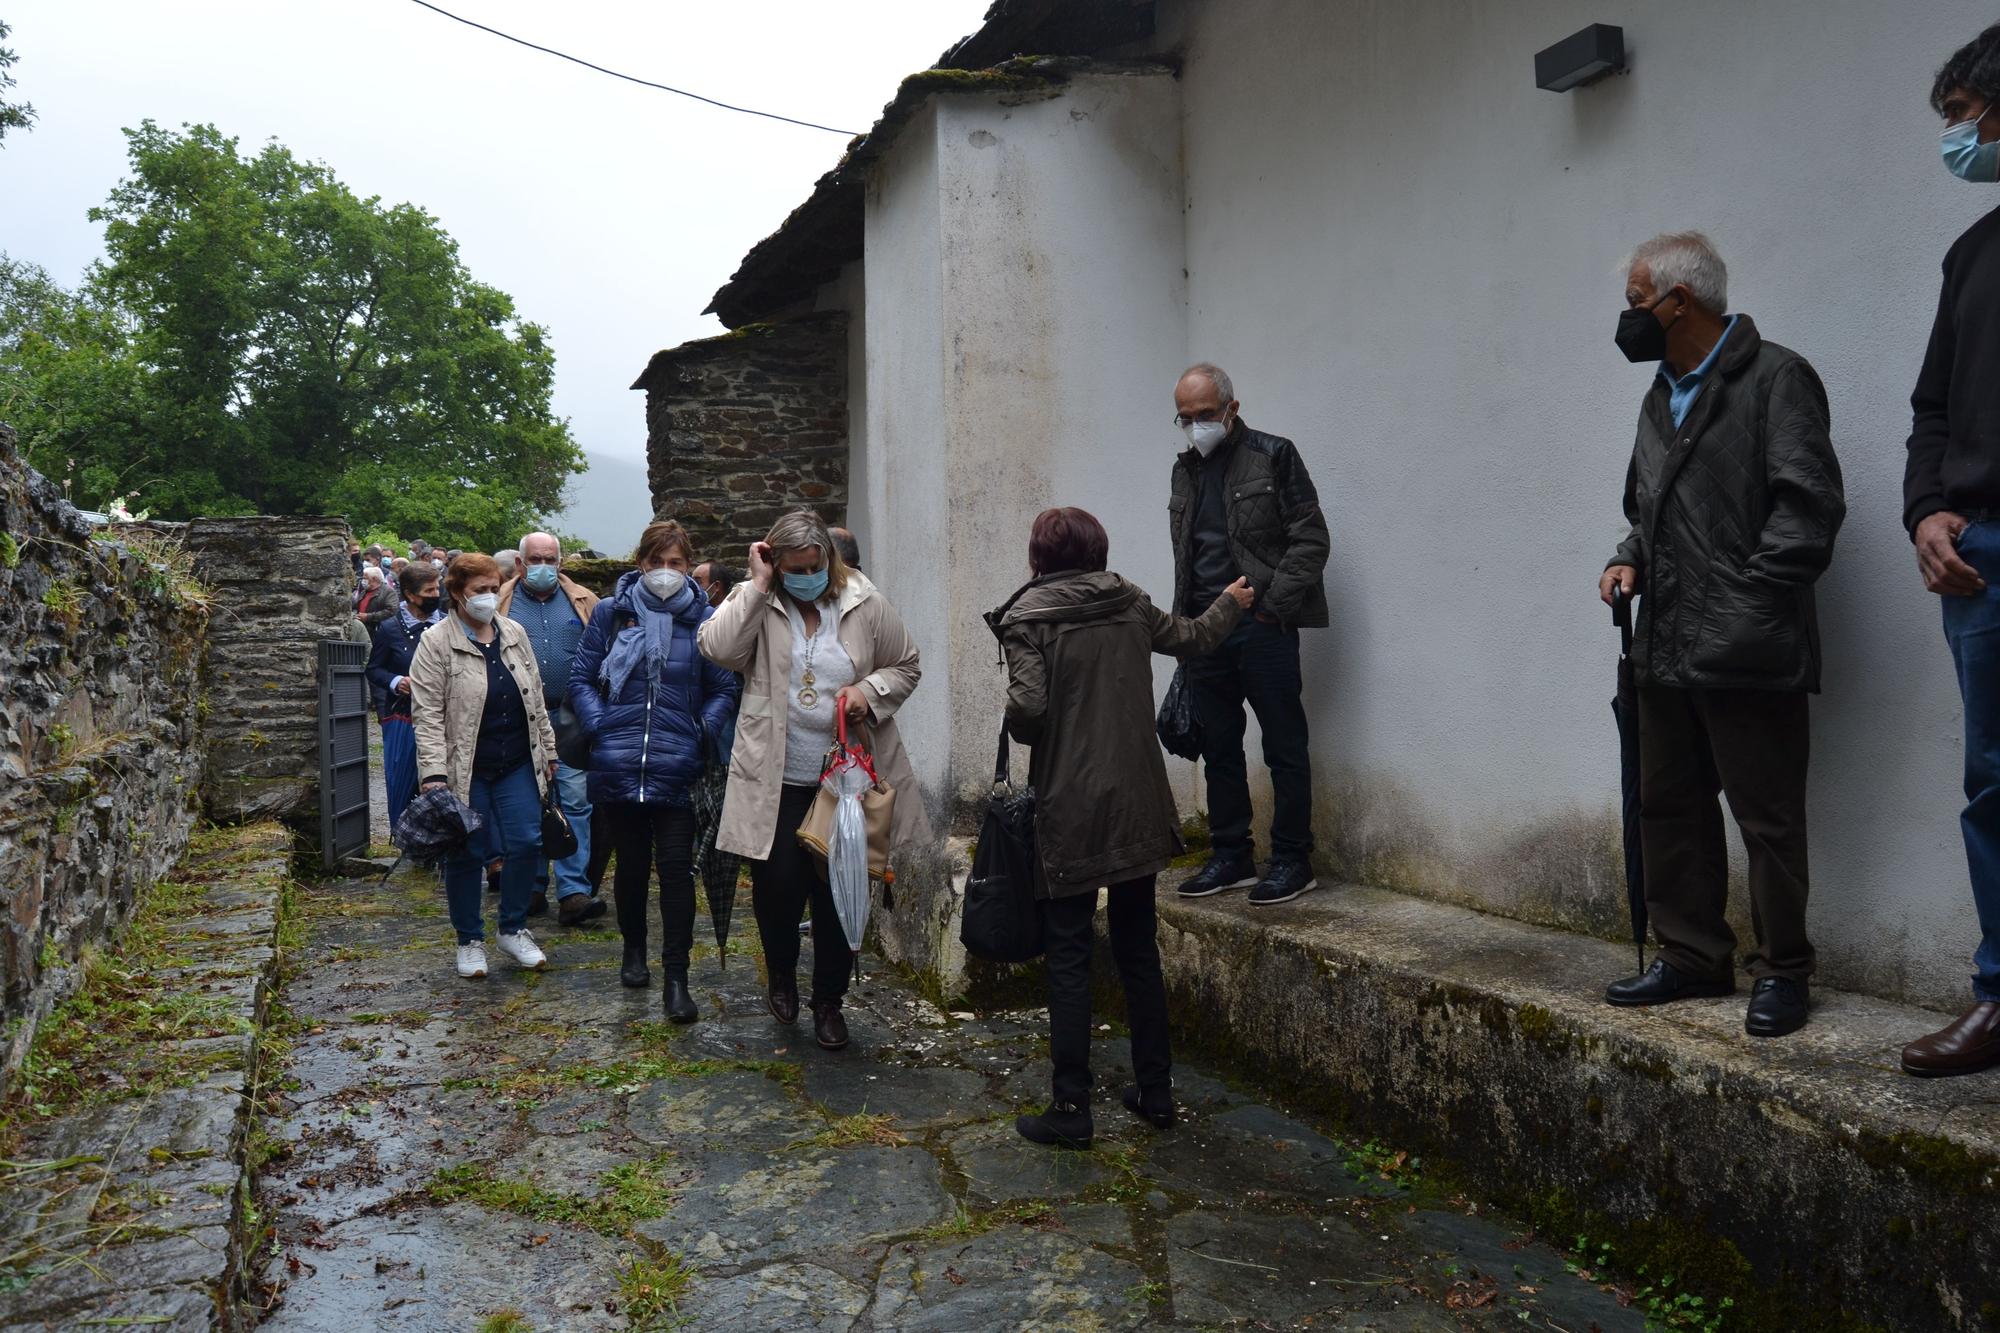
[382,784,485,883]
[1610,585,1646,973]
[692,761,741,971]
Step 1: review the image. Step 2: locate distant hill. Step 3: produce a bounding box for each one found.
[559,450,655,558]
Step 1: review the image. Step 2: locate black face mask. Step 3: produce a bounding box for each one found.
[1614,292,1682,363]
[411,595,439,615]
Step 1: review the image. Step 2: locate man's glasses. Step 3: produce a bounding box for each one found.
[1173,410,1228,428]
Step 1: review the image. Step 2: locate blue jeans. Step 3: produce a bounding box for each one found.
[534,711,594,901]
[1942,521,2000,1001]
[1183,617,1316,864]
[444,762,543,944]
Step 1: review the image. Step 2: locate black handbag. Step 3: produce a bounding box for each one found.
[960,724,1044,964]
[539,778,579,861]
[1156,663,1203,760]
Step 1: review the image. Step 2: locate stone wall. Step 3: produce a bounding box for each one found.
[0,425,209,1088]
[634,313,849,561]
[186,516,353,824]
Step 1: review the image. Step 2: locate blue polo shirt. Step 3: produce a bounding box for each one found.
[508,587,585,706]
[1660,314,1740,428]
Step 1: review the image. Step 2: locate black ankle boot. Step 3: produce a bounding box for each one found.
[663,967,697,1023]
[619,945,650,989]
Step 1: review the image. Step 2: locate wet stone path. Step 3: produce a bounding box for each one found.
[256,862,1648,1332]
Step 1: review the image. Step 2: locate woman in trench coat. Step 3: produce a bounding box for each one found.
[697,509,932,1053]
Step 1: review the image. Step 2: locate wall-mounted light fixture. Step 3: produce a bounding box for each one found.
[1534,24,1625,92]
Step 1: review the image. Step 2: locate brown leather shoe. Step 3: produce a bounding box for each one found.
[1901,1001,2000,1077]
[812,1002,850,1051]
[767,983,799,1026]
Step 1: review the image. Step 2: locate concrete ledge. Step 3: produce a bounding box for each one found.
[1129,880,1997,1332]
[0,822,292,1331]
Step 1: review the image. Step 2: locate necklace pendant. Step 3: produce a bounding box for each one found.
[802,669,816,688]
[799,686,819,708]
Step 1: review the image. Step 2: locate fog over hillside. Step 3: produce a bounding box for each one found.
[557,451,655,558]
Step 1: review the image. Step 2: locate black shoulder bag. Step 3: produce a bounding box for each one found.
[960,722,1043,964]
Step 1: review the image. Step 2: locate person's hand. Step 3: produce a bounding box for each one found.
[1600,565,1638,606]
[547,760,558,781]
[421,780,447,793]
[836,685,869,724]
[1916,511,1984,596]
[748,541,776,593]
[1223,577,1255,612]
[394,677,412,696]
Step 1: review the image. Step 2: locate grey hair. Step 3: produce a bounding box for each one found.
[519,531,561,557]
[1180,362,1235,404]
[1626,232,1728,312]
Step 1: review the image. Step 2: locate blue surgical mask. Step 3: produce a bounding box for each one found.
[782,568,830,603]
[523,564,559,594]
[1941,106,2000,182]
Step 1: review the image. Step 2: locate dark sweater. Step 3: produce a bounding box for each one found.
[471,637,532,780]
[1905,204,2000,534]
[1184,437,1243,615]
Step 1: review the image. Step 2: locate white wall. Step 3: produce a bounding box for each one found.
[1143,0,1998,1007]
[859,71,1190,812]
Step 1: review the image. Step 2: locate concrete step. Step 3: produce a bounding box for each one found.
[1135,878,1998,1332]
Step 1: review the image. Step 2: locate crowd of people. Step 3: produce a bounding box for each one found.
[330,21,2000,1151]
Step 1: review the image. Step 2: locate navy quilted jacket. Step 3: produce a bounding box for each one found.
[569,571,741,806]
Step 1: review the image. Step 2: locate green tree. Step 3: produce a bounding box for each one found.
[2,121,581,549]
[0,19,35,144]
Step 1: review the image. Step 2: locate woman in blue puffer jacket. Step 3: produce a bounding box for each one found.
[570,520,741,1021]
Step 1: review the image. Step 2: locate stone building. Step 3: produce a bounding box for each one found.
[638,0,2000,1013]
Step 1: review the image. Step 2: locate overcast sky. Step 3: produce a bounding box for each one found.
[0,0,992,465]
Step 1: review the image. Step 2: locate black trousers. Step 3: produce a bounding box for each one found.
[603,802,698,969]
[1042,876,1171,1107]
[1184,619,1316,863]
[1636,685,1814,981]
[752,783,849,1008]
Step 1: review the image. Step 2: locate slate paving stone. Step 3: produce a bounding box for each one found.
[943,1117,1113,1203]
[261,1204,628,1331]
[1165,1208,1405,1325]
[872,1226,1151,1331]
[0,1283,218,1333]
[801,1060,1004,1127]
[636,1146,955,1265]
[675,1260,873,1331]
[624,1068,819,1154]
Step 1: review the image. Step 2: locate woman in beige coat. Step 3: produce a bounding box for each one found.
[698,510,932,1051]
[409,553,560,982]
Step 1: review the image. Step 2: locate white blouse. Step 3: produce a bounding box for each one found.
[782,598,857,785]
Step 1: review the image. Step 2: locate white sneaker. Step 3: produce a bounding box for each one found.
[456,942,488,979]
[497,930,547,970]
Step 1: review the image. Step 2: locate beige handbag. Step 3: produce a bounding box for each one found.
[795,713,898,882]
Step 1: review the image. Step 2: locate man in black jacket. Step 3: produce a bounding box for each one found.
[1901,24,2000,1079]
[1599,233,1845,1039]
[1168,364,1331,907]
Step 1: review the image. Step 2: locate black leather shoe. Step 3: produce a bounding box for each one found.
[526,891,548,918]
[1121,1084,1175,1130]
[619,945,651,989]
[663,969,698,1024]
[1745,977,1809,1038]
[768,983,799,1025]
[1016,1101,1094,1149]
[1177,854,1258,898]
[1248,860,1319,906]
[1604,958,1735,1007]
[812,1002,850,1051]
[558,894,608,927]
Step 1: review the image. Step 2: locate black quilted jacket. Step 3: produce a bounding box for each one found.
[1608,316,1845,693]
[1169,423,1331,628]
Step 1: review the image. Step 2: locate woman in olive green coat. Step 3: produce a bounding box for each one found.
[994,506,1250,1150]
